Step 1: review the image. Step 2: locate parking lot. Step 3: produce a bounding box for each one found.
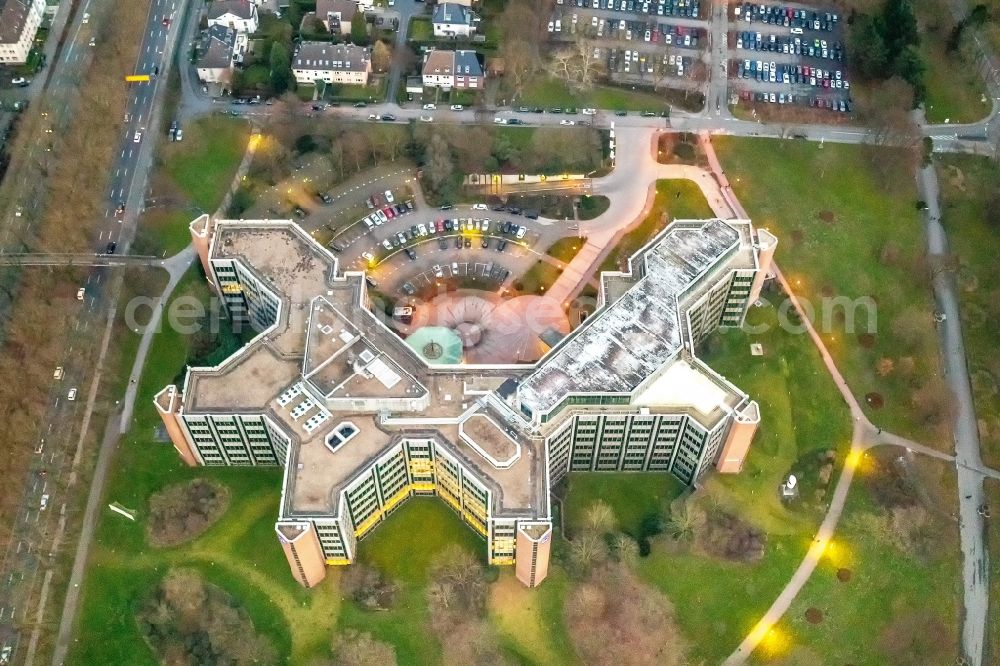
[548,0,708,90]
[727,2,852,114]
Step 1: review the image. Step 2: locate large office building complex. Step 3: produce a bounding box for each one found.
[156,215,776,589]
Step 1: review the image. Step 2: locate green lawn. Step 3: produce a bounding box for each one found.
[518,77,701,113]
[407,16,433,42]
[935,154,1000,468]
[132,208,196,258]
[596,179,714,275]
[489,568,577,665]
[515,260,561,294]
[917,1,991,124]
[68,268,339,665]
[562,473,685,539]
[636,300,852,663]
[715,137,944,448]
[988,478,1000,661]
[762,456,961,664]
[577,194,610,220]
[161,116,250,213]
[323,79,388,103]
[339,499,486,664]
[545,236,586,263]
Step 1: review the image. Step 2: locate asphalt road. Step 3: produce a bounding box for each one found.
[0,0,188,663]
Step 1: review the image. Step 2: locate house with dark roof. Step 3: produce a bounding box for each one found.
[421,49,484,89]
[196,24,242,84]
[315,0,357,34]
[292,42,371,86]
[432,3,476,38]
[207,0,258,34]
[0,0,45,64]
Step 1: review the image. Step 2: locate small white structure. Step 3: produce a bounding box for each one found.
[432,3,475,38]
[207,0,259,35]
[780,473,799,498]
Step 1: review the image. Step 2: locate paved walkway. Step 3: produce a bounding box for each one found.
[917,163,989,665]
[546,127,736,305]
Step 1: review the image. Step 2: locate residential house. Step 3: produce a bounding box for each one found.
[432,3,475,38]
[291,42,371,86]
[196,24,243,84]
[315,0,357,34]
[207,0,259,34]
[421,49,483,90]
[0,0,45,65]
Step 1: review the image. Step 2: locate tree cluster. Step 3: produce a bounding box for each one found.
[340,564,398,610]
[564,558,689,665]
[329,629,397,666]
[495,0,547,100]
[425,546,511,666]
[947,4,989,51]
[414,125,604,202]
[849,0,925,99]
[147,479,230,547]
[138,569,278,666]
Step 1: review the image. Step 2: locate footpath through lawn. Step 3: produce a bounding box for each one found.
[716,137,946,449]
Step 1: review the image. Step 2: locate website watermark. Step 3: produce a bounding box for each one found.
[122,286,879,353]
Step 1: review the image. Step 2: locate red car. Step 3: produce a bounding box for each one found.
[383,206,395,219]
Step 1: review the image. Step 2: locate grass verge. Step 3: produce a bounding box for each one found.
[934,154,1000,467]
[715,136,945,448]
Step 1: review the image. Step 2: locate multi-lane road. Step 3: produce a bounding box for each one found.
[0,0,188,663]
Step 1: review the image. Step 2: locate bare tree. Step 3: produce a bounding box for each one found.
[584,500,617,533]
[547,36,605,91]
[666,498,705,542]
[332,629,398,666]
[371,40,392,74]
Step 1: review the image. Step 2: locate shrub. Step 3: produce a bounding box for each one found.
[146,479,229,547]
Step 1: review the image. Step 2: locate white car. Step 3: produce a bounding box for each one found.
[53,366,64,380]
[419,115,433,123]
[516,226,527,239]
[559,119,575,126]
[418,223,428,236]
[472,203,488,210]
[381,239,392,250]
[40,494,49,511]
[77,287,86,300]
[374,210,388,224]
[67,388,77,401]
[133,131,142,143]
[423,103,436,110]
[384,190,394,203]
[451,262,460,275]
[450,104,464,111]
[493,117,507,124]
[82,12,90,23]
[11,77,27,85]
[592,16,598,27]
[363,216,375,230]
[433,264,444,277]
[481,219,490,233]
[89,37,96,47]
[361,251,375,264]
[581,108,597,115]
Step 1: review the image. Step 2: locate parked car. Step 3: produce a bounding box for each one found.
[516,226,527,239]
[67,388,77,401]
